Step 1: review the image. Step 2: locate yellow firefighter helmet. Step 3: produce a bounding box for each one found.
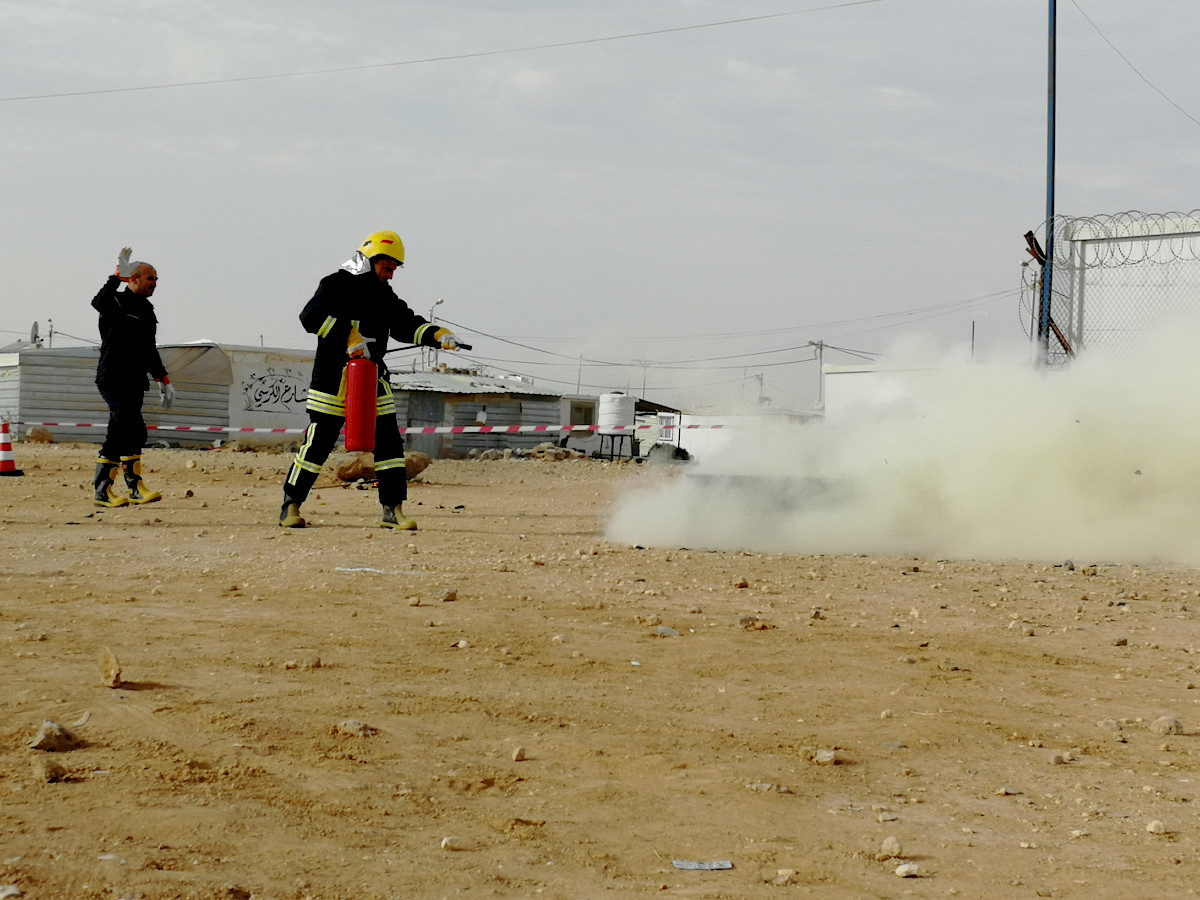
[359,230,405,265]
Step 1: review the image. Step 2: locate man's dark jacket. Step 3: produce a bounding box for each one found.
[92,275,167,390]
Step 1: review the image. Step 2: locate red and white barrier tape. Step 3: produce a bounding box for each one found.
[13,421,723,436]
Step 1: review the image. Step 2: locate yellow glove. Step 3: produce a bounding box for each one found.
[347,326,367,358]
[433,327,459,350]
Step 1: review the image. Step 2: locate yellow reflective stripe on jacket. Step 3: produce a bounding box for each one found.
[306,391,345,416]
[375,379,396,416]
[305,371,395,417]
[414,322,436,345]
[306,367,347,415]
[316,316,337,338]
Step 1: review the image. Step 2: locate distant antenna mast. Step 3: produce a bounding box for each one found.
[1038,0,1057,358]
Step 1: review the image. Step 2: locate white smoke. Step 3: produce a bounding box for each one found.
[608,315,1200,564]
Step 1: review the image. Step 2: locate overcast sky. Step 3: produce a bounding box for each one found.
[2,0,1197,410]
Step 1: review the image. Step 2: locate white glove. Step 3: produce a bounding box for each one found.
[116,247,134,281]
[440,333,459,351]
[158,381,175,409]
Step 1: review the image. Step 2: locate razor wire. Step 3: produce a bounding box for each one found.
[1023,210,1200,362]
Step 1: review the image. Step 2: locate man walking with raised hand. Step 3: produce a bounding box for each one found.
[91,247,173,507]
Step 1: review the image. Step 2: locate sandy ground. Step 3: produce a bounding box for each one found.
[3,442,1200,899]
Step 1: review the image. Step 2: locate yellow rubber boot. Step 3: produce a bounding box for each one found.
[279,501,306,528]
[121,456,162,504]
[381,504,417,530]
[93,459,130,508]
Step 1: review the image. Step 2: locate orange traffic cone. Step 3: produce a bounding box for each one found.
[0,421,24,477]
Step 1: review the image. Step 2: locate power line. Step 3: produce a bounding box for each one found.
[49,330,98,346]
[821,343,883,362]
[479,350,822,372]
[435,317,875,370]
[1071,0,1200,129]
[388,283,1005,400]
[433,319,622,366]
[487,288,1018,345]
[434,287,1012,366]
[0,1,890,104]
[803,292,1017,342]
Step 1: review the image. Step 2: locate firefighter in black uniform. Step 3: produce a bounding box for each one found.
[92,247,174,507]
[280,230,461,529]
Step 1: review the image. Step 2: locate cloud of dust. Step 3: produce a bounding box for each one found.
[608,316,1200,564]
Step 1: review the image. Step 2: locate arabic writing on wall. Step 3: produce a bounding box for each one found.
[243,368,308,413]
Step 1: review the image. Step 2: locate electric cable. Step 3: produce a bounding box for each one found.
[1071,0,1200,129]
[494,288,1018,344]
[434,317,851,369]
[0,1,890,104]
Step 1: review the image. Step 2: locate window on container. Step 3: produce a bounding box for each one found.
[570,402,595,426]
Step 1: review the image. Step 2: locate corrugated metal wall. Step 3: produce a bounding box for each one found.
[448,399,520,455]
[0,355,20,427]
[392,393,409,437]
[7,349,109,444]
[149,381,232,447]
[518,398,563,450]
[152,346,231,446]
[402,391,444,458]
[0,347,231,447]
[0,350,568,456]
[446,396,561,456]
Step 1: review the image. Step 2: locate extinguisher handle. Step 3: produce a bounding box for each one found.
[456,342,473,351]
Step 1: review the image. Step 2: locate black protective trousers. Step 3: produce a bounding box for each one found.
[97,383,147,461]
[283,410,409,508]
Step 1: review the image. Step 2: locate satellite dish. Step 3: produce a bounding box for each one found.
[30,321,38,343]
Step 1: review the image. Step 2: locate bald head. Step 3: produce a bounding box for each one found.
[127,263,157,296]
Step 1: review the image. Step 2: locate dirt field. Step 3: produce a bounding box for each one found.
[3,442,1200,899]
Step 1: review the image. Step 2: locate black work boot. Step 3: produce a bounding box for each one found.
[279,499,305,528]
[121,455,162,504]
[93,459,130,508]
[380,503,417,530]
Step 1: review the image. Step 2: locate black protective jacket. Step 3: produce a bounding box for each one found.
[299,265,443,416]
[92,275,168,389]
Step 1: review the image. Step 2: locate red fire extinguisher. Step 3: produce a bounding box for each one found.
[344,357,377,452]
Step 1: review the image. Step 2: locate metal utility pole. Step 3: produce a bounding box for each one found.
[808,339,825,407]
[1038,0,1057,358]
[426,298,444,370]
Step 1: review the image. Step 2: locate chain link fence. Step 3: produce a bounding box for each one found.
[1022,210,1200,364]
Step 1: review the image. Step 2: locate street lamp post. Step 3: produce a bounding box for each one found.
[426,298,444,370]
